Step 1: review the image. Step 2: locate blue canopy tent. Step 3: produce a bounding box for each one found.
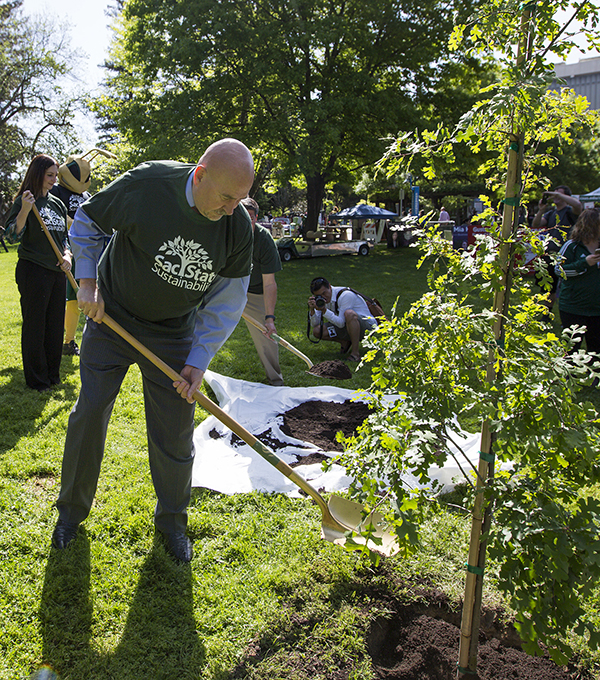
[332,204,398,219]
[330,204,398,242]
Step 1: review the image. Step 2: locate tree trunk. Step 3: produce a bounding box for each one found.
[457,8,532,677]
[305,174,327,233]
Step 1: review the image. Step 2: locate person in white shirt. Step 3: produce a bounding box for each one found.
[307,276,377,362]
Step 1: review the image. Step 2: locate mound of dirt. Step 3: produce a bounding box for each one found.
[208,400,369,460]
[307,359,353,380]
[279,399,371,452]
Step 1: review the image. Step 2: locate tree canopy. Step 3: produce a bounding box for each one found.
[94,0,481,228]
[0,0,83,220]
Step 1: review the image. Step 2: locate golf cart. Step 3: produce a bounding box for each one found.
[276,235,371,262]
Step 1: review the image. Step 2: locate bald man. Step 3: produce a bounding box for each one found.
[52,139,254,562]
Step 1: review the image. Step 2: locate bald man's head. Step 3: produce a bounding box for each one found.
[192,138,255,221]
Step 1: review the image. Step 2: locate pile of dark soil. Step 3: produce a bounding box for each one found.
[368,608,586,679]
[212,399,370,460]
[307,359,353,380]
[279,399,371,452]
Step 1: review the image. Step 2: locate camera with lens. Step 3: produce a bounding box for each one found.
[314,295,327,309]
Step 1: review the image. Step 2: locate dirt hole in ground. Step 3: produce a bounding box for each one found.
[233,581,593,680]
[367,606,588,679]
[221,401,595,679]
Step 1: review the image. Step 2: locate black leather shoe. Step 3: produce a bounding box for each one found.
[52,519,79,549]
[62,340,80,356]
[160,531,193,563]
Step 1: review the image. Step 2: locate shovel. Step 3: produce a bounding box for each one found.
[35,207,398,556]
[111,322,397,554]
[242,313,352,381]
[242,312,314,368]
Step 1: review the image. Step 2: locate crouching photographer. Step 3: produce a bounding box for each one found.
[307,276,378,362]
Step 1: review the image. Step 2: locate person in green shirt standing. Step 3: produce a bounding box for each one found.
[51,138,255,563]
[556,208,600,357]
[241,197,284,386]
[5,154,71,391]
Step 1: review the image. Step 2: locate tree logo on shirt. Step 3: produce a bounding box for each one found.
[68,194,86,214]
[40,206,65,231]
[152,235,216,291]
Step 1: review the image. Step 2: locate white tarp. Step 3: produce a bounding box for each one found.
[192,371,483,497]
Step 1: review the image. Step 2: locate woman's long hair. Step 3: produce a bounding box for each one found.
[15,154,58,199]
[571,208,600,244]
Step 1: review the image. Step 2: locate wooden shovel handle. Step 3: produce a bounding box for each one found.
[101,314,331,515]
[33,205,79,290]
[242,312,313,368]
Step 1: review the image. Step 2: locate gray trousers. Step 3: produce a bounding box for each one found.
[243,293,284,386]
[56,319,195,533]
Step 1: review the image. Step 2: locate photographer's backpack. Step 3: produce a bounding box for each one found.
[335,288,387,321]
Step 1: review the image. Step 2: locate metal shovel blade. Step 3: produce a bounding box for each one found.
[325,494,399,556]
[250,441,399,557]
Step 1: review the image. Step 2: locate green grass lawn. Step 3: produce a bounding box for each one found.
[0,243,598,679]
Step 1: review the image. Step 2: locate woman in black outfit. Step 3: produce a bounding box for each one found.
[5,155,71,391]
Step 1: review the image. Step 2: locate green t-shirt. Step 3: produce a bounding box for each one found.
[248,224,282,295]
[558,240,600,317]
[5,194,68,271]
[81,161,253,337]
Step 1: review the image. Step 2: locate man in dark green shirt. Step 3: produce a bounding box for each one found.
[52,139,255,563]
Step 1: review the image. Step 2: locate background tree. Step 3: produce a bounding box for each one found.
[543,122,600,194]
[93,0,481,229]
[0,0,83,221]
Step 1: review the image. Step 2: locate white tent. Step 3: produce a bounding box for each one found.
[579,187,600,202]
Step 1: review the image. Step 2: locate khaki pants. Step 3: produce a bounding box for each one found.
[243,293,284,386]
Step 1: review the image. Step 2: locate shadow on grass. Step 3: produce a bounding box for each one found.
[107,540,205,677]
[39,530,95,674]
[38,532,205,679]
[0,361,79,457]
